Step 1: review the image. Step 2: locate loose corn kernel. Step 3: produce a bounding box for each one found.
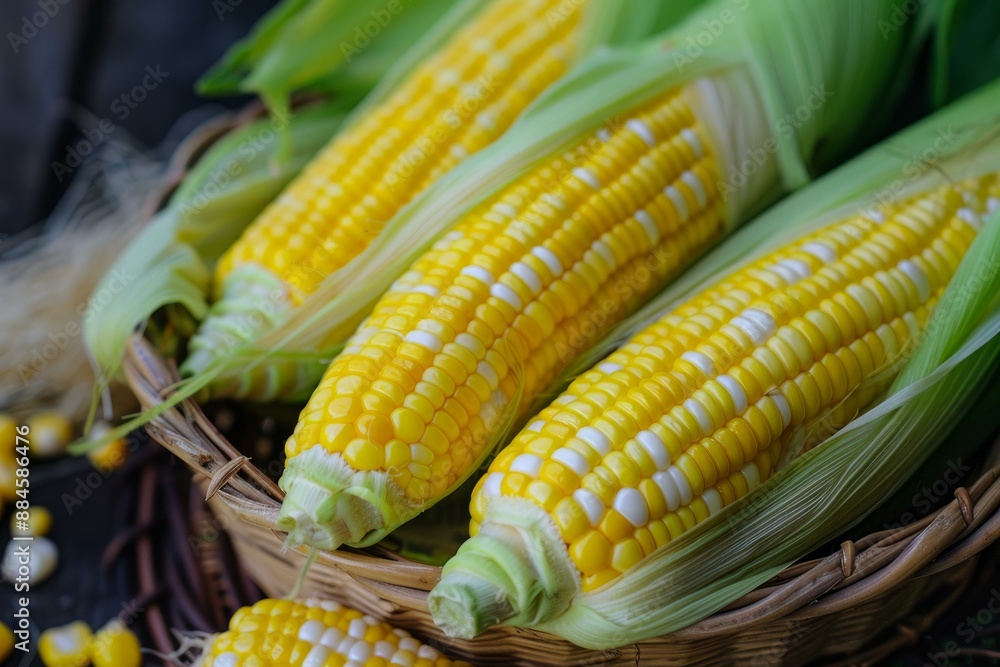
[0,464,16,503]
[0,621,12,663]
[39,622,92,667]
[89,621,141,667]
[2,536,58,585]
[26,412,72,458]
[0,415,16,466]
[11,505,53,537]
[85,422,129,472]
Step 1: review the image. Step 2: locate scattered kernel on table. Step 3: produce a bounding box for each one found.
[86,422,129,472]
[2,536,58,585]
[0,464,16,502]
[90,620,141,667]
[11,505,53,537]
[0,621,13,662]
[39,621,92,667]
[0,415,16,465]
[26,412,73,458]
[201,598,470,666]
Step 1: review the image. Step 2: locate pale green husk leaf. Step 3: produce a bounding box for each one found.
[81,102,349,397]
[197,0,460,106]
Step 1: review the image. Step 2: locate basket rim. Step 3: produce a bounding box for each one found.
[123,333,1000,642]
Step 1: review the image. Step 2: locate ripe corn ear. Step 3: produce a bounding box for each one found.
[429,172,1000,638]
[278,80,743,549]
[184,0,585,395]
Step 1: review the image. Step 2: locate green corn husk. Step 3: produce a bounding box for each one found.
[197,0,456,110]
[197,0,711,126]
[930,0,1000,107]
[429,78,1000,647]
[81,101,351,406]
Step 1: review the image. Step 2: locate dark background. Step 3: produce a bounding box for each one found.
[0,0,277,240]
[1,0,999,665]
[0,1,276,664]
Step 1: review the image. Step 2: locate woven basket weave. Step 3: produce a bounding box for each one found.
[123,333,1000,666]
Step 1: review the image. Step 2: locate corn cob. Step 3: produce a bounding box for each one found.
[279,82,731,549]
[213,0,580,301]
[276,0,916,550]
[197,598,467,667]
[184,0,586,397]
[428,172,1000,638]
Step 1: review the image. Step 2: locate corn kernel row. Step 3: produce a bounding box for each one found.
[200,598,466,667]
[214,0,582,302]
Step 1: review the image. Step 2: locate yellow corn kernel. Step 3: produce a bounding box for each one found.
[0,464,16,503]
[89,621,141,667]
[11,505,53,537]
[0,415,16,466]
[214,0,583,303]
[26,412,72,459]
[39,621,92,667]
[0,621,12,663]
[85,422,129,472]
[568,530,612,576]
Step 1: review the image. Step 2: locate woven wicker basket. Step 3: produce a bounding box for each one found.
[123,332,1000,666]
[116,106,1000,665]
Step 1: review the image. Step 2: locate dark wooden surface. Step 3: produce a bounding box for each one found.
[1,452,139,666]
